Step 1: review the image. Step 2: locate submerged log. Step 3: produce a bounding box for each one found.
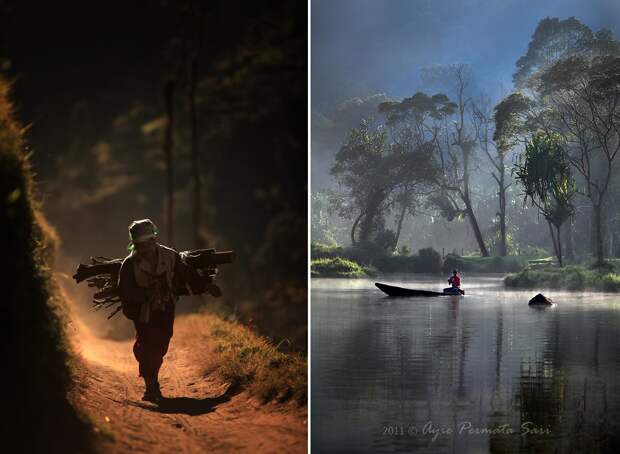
[73,248,234,318]
[528,293,554,306]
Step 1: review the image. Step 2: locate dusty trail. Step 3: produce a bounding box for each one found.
[67,309,307,453]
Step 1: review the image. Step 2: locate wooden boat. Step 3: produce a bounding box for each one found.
[375,282,465,297]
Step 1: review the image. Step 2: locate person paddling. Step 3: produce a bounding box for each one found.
[447,269,461,289]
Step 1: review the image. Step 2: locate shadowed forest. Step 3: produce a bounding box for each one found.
[3,2,307,344]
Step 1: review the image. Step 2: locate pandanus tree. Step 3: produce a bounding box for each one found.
[513,133,576,267]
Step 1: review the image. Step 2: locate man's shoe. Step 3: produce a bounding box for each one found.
[142,376,163,402]
[142,389,162,402]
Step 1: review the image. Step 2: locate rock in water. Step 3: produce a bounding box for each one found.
[528,293,554,306]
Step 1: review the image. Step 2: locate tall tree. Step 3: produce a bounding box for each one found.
[166,0,222,249]
[425,65,490,256]
[472,98,509,255]
[331,118,438,249]
[514,16,620,88]
[331,120,393,245]
[186,7,207,248]
[507,17,620,263]
[536,56,620,264]
[378,93,448,250]
[488,93,534,256]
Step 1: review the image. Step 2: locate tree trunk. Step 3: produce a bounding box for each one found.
[498,168,507,257]
[593,203,604,265]
[394,200,407,251]
[350,211,364,245]
[564,220,574,260]
[462,191,489,257]
[556,224,563,267]
[466,202,489,256]
[461,141,489,257]
[358,190,383,244]
[188,58,204,248]
[547,221,563,267]
[163,80,176,247]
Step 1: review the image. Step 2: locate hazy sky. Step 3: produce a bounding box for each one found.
[312,0,620,110]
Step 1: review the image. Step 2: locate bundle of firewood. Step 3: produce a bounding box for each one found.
[73,249,234,319]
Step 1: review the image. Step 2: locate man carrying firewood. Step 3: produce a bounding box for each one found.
[117,219,189,402]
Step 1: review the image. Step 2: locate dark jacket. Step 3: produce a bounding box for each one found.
[117,246,190,321]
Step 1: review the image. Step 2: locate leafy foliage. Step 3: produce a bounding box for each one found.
[493,92,533,150]
[310,241,345,259]
[513,16,620,87]
[311,257,368,278]
[378,92,457,126]
[513,132,576,266]
[506,265,620,291]
[514,133,576,228]
[331,117,438,249]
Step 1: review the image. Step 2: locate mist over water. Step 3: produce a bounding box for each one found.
[312,276,620,453]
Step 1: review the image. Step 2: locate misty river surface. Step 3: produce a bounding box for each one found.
[311,275,620,454]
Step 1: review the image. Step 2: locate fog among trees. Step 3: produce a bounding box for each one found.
[312,12,620,267]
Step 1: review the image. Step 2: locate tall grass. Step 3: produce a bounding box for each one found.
[181,312,307,405]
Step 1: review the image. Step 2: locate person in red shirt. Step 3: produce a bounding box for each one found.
[448,269,461,289]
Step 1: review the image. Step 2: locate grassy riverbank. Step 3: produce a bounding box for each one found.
[311,242,442,276]
[311,257,373,278]
[311,242,537,277]
[505,263,620,291]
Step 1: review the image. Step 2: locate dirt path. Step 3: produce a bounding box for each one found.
[68,313,307,453]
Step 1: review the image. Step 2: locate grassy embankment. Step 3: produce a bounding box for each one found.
[505,261,620,291]
[312,241,620,292]
[182,311,307,404]
[311,241,533,278]
[310,257,371,278]
[2,80,93,453]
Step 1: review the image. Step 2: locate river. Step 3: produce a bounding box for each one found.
[311,274,620,453]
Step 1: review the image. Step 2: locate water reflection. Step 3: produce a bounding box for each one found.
[311,275,620,453]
